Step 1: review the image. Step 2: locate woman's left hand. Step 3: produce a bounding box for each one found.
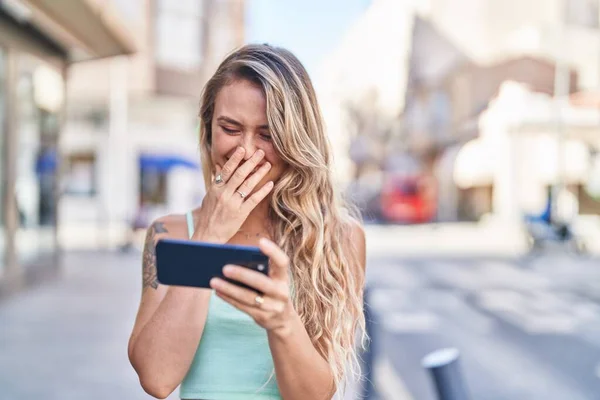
[210,238,295,335]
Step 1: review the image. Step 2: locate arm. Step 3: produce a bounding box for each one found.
[211,224,367,400]
[127,217,212,399]
[267,313,336,399]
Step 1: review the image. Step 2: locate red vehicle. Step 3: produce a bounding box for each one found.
[379,174,437,224]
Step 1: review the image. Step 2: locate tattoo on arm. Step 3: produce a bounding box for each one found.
[142,221,168,290]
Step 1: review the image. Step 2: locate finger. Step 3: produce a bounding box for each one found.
[211,277,280,311]
[218,147,246,184]
[241,181,274,213]
[235,161,272,200]
[215,290,269,319]
[210,277,261,307]
[224,149,265,195]
[258,238,290,281]
[222,265,284,300]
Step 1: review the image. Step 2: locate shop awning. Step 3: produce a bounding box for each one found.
[35,149,57,174]
[453,136,590,189]
[453,138,495,189]
[139,154,200,172]
[9,0,136,62]
[534,137,590,185]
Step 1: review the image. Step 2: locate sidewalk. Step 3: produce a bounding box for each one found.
[0,251,178,400]
[365,220,530,258]
[0,251,367,400]
[365,216,600,258]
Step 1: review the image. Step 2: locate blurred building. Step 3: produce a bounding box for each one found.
[422,0,600,89]
[427,0,600,223]
[434,56,580,221]
[59,0,246,250]
[318,0,414,187]
[321,0,600,225]
[453,81,600,221]
[0,0,135,293]
[409,0,600,224]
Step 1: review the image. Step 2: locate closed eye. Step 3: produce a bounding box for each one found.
[222,126,238,134]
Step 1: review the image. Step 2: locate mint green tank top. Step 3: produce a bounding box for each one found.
[179,211,282,400]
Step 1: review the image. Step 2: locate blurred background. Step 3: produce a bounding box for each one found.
[1,0,600,399]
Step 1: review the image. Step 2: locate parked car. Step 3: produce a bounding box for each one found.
[379,173,437,224]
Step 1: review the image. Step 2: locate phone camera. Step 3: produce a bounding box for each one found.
[258,264,265,271]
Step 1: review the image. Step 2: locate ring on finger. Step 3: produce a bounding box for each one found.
[215,174,224,184]
[236,190,246,199]
[254,294,264,307]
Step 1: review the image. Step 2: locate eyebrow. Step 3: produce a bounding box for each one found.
[216,116,269,130]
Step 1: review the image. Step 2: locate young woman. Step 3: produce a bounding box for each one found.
[128,44,367,400]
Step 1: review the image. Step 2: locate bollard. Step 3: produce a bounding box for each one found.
[360,285,377,399]
[422,348,470,400]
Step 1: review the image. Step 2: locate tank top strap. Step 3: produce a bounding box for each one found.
[186,211,194,239]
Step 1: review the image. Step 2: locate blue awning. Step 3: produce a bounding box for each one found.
[139,154,200,172]
[36,150,57,174]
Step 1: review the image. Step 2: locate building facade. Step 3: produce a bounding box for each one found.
[0,0,135,294]
[59,0,246,250]
[321,0,600,224]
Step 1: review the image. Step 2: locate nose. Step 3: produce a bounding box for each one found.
[239,134,259,160]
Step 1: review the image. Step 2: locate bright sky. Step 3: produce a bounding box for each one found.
[245,0,371,78]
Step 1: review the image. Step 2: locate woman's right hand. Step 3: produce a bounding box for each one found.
[192,147,274,243]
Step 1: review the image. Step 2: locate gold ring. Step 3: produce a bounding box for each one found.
[254,295,264,307]
[236,190,246,199]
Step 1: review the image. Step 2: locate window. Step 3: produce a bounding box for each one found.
[140,168,168,205]
[64,153,97,196]
[566,0,599,29]
[154,0,205,70]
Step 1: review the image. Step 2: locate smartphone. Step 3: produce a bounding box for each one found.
[155,238,269,292]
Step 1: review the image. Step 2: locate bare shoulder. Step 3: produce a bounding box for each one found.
[148,213,190,232]
[141,213,189,290]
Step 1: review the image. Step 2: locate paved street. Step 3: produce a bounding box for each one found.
[366,252,600,400]
[0,250,361,400]
[0,251,163,400]
[1,224,599,400]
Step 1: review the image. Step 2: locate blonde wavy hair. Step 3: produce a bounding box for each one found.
[198,44,367,393]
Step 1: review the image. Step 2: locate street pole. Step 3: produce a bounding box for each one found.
[553,0,570,227]
[422,348,470,400]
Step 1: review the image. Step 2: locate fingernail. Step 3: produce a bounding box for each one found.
[236,147,245,154]
[223,265,234,274]
[210,278,219,287]
[264,162,271,168]
[257,149,265,157]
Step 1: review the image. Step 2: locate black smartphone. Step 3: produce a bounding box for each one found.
[155,238,269,292]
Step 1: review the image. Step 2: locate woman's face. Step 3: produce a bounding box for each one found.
[210,79,285,196]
